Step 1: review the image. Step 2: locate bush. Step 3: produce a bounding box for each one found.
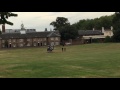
[104,36,112,43]
[92,39,100,43]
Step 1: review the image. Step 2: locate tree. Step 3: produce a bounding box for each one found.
[112,12,120,30]
[72,14,114,30]
[45,28,47,31]
[104,36,112,43]
[59,25,78,41]
[50,17,70,30]
[112,12,120,42]
[0,12,18,25]
[112,30,120,42]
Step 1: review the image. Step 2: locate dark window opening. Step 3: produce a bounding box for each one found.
[41,43,42,46]
[38,43,40,46]
[9,44,11,48]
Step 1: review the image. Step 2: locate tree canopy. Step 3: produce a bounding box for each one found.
[0,12,18,25]
[50,17,78,41]
[112,12,120,42]
[59,25,78,40]
[72,14,114,30]
[112,12,120,30]
[50,17,70,30]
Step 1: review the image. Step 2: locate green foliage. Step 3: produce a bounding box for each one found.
[112,30,120,42]
[112,12,120,42]
[50,17,78,41]
[104,36,112,43]
[112,12,120,30]
[72,14,114,30]
[50,17,70,30]
[59,25,78,40]
[92,39,100,43]
[0,12,18,25]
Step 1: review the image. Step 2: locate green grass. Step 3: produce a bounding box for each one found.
[0,43,120,78]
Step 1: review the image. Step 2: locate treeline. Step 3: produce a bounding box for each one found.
[50,12,120,42]
[50,14,116,41]
[72,14,115,30]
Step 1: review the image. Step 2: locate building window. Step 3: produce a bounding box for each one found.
[9,39,12,42]
[34,43,37,46]
[38,39,40,42]
[2,44,5,48]
[13,39,16,42]
[40,38,42,41]
[20,43,23,47]
[2,40,5,43]
[19,39,23,42]
[33,38,36,42]
[44,38,46,41]
[51,37,54,40]
[109,32,111,35]
[27,39,31,41]
[55,42,59,45]
[13,44,16,47]
[27,43,31,46]
[44,42,46,45]
[55,37,58,40]
[51,42,54,46]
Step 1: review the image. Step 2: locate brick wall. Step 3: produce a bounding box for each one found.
[48,37,60,45]
[0,36,61,48]
[0,39,1,48]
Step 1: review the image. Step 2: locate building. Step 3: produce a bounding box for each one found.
[5,29,36,34]
[102,26,113,37]
[0,23,61,49]
[2,24,5,33]
[0,31,61,48]
[3,23,36,34]
[0,25,114,48]
[69,26,113,45]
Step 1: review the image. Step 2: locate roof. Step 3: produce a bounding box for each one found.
[78,30,103,36]
[104,29,112,31]
[47,32,61,37]
[5,29,36,33]
[0,31,61,39]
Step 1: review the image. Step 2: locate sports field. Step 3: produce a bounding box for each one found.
[0,43,120,78]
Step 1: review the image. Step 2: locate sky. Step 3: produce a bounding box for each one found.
[0,12,115,31]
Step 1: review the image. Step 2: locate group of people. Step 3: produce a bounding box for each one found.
[61,42,66,52]
[47,45,54,52]
[47,42,67,53]
[62,47,66,52]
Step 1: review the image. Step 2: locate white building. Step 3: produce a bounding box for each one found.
[102,26,113,37]
[83,26,114,39]
[4,23,36,34]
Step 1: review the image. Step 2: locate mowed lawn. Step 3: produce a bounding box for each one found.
[0,43,120,78]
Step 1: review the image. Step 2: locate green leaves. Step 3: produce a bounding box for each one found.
[59,25,78,40]
[0,12,18,25]
[50,17,78,40]
[50,17,70,30]
[72,14,114,30]
[112,12,120,42]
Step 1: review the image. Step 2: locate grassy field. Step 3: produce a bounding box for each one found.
[0,43,120,78]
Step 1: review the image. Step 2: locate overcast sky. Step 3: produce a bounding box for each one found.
[0,12,115,31]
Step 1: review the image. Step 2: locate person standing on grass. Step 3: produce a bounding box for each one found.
[64,47,66,52]
[62,47,64,52]
[61,41,66,52]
